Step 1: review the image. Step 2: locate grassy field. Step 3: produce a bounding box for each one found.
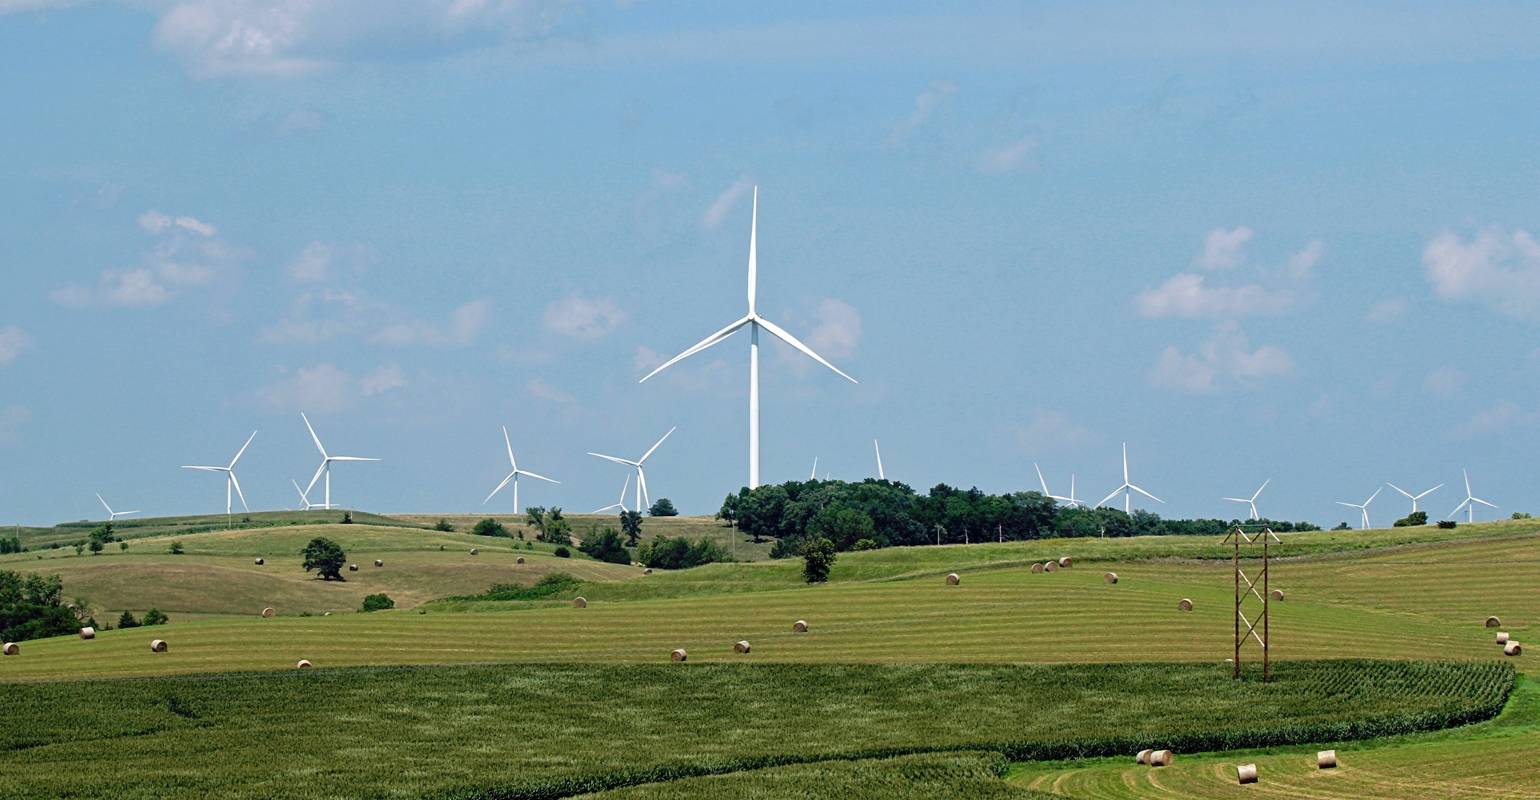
[0,660,1507,799]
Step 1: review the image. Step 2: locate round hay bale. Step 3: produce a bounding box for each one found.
[670,648,687,662]
[516,557,525,564]
[945,573,961,585]
[255,557,264,565]
[3,642,18,656]
[1058,557,1073,568]
[374,559,383,567]
[68,603,77,611]
[79,627,95,640]
[1317,750,1336,769]
[1505,641,1522,656]
[323,612,331,616]
[734,640,751,654]
[1237,763,1258,784]
[1104,572,1118,584]
[150,639,168,653]
[470,548,479,555]
[793,620,809,633]
[1045,561,1059,572]
[1497,631,1510,644]
[1149,750,1173,767]
[296,659,312,669]
[644,568,653,575]
[1270,589,1285,601]
[1135,749,1152,764]
[348,564,358,571]
[1031,563,1044,574]
[261,607,276,618]
[1178,598,1194,612]
[573,597,587,608]
[1486,615,1502,628]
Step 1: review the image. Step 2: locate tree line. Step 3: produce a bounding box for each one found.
[717,478,1320,556]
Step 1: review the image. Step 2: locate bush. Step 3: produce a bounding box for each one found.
[638,535,727,570]
[554,546,571,558]
[1513,512,1532,520]
[169,541,184,554]
[1438,520,1457,529]
[648,498,678,517]
[118,541,128,551]
[471,518,508,538]
[851,538,878,551]
[0,536,21,554]
[361,593,394,612]
[117,610,139,629]
[433,518,455,532]
[578,527,631,565]
[460,573,583,602]
[1393,511,1429,527]
[1331,523,1351,531]
[0,571,79,643]
[301,537,347,581]
[341,511,353,524]
[142,608,168,626]
[802,537,837,583]
[88,540,103,554]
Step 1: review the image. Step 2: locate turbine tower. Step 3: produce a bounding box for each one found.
[302,413,379,511]
[95,494,139,522]
[639,188,856,489]
[1448,469,1496,523]
[1336,487,1381,530]
[1388,482,1442,514]
[1224,479,1270,520]
[592,475,630,514]
[588,427,676,514]
[182,430,257,525]
[483,427,559,514]
[1035,463,1084,508]
[1095,443,1163,514]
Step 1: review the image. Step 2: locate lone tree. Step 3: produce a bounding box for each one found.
[802,537,837,584]
[620,510,643,547]
[648,498,678,517]
[301,537,347,581]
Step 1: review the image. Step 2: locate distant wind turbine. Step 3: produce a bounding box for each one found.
[1095,444,1163,514]
[592,475,631,514]
[1448,470,1497,523]
[302,413,379,511]
[639,188,856,489]
[95,494,139,522]
[1034,463,1084,508]
[874,440,885,481]
[1388,482,1443,514]
[589,427,676,514]
[291,480,314,511]
[810,457,818,481]
[1336,487,1381,530]
[1224,479,1270,520]
[483,427,558,514]
[182,430,257,525]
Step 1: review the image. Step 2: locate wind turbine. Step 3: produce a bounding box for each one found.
[1034,463,1084,508]
[1448,470,1497,523]
[810,457,818,481]
[592,475,630,514]
[301,413,379,511]
[483,427,559,514]
[1224,479,1270,520]
[1388,482,1443,514]
[639,188,856,489]
[95,494,139,522]
[874,440,885,481]
[1095,443,1163,514]
[1336,487,1381,530]
[291,480,314,511]
[588,427,675,514]
[182,430,257,526]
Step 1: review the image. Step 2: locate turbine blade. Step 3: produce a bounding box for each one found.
[516,469,559,484]
[302,413,327,459]
[1223,497,1249,503]
[304,461,327,496]
[1336,502,1358,508]
[97,493,112,514]
[1449,499,1470,518]
[327,457,379,462]
[1035,463,1049,495]
[747,186,758,315]
[1129,484,1163,503]
[1365,487,1381,505]
[1473,497,1498,508]
[620,474,630,502]
[639,316,752,383]
[229,471,249,512]
[639,427,677,464]
[1415,484,1444,499]
[229,430,258,468]
[875,440,884,480]
[1464,469,1472,495]
[755,316,857,383]
[183,466,224,472]
[292,479,308,501]
[1387,483,1414,500]
[503,426,516,470]
[639,468,650,509]
[1252,479,1269,501]
[484,472,516,504]
[1095,487,1125,509]
[1123,443,1129,483]
[588,453,639,467]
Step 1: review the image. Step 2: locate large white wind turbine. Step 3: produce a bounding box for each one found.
[639,188,856,489]
[874,440,885,481]
[1388,482,1443,514]
[301,413,379,511]
[95,494,139,522]
[291,480,314,511]
[1035,463,1084,508]
[1224,479,1270,520]
[1448,469,1497,523]
[1095,444,1164,514]
[592,475,631,514]
[1336,487,1381,530]
[589,427,675,514]
[182,430,257,523]
[483,427,559,514]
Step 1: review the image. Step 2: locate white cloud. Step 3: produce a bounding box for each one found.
[888,79,956,145]
[0,325,33,366]
[174,215,217,236]
[1015,409,1096,453]
[544,295,625,339]
[360,365,407,396]
[262,363,354,411]
[287,243,332,282]
[1150,322,1294,393]
[150,0,571,77]
[1195,226,1253,270]
[138,210,173,234]
[450,300,489,343]
[1450,399,1526,439]
[528,377,576,404]
[699,174,751,231]
[1367,298,1407,324]
[0,0,77,11]
[1424,226,1540,318]
[0,404,28,446]
[103,269,171,307]
[975,137,1037,176]
[1423,365,1466,398]
[634,345,664,373]
[277,107,324,134]
[369,300,490,346]
[804,299,862,359]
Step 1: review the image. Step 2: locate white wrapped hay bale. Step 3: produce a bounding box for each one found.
[734,640,751,654]
[573,597,587,608]
[1135,749,1152,764]
[945,573,961,585]
[1237,763,1257,784]
[261,607,276,618]
[670,648,687,662]
[255,557,264,565]
[1104,572,1118,584]
[297,659,312,668]
[348,564,358,571]
[1498,632,1510,644]
[1045,561,1059,572]
[470,548,479,555]
[1505,641,1522,656]
[1318,750,1336,769]
[643,568,652,575]
[3,642,17,656]
[1178,598,1193,612]
[793,620,809,633]
[1058,557,1073,568]
[516,557,525,564]
[1149,750,1173,767]
[375,559,383,567]
[150,639,168,653]
[79,627,95,640]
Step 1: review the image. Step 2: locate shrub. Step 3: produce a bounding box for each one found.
[341,511,354,524]
[639,535,727,570]
[361,593,394,612]
[578,527,631,565]
[460,573,583,602]
[1513,512,1532,520]
[851,538,878,551]
[1331,522,1351,531]
[301,537,347,581]
[802,537,837,583]
[117,610,139,629]
[1393,511,1429,527]
[89,540,103,554]
[433,518,455,532]
[169,541,184,555]
[648,498,678,517]
[0,571,78,642]
[554,546,571,558]
[118,541,128,551]
[74,544,84,555]
[1438,520,1457,529]
[142,608,168,626]
[471,518,508,538]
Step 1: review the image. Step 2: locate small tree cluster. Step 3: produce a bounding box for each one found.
[1393,511,1429,527]
[578,527,631,564]
[471,518,508,538]
[433,518,455,532]
[526,507,572,545]
[361,593,394,612]
[638,535,727,570]
[648,498,678,517]
[802,537,837,583]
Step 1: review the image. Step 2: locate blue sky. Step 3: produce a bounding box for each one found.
[3,1,1540,526]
